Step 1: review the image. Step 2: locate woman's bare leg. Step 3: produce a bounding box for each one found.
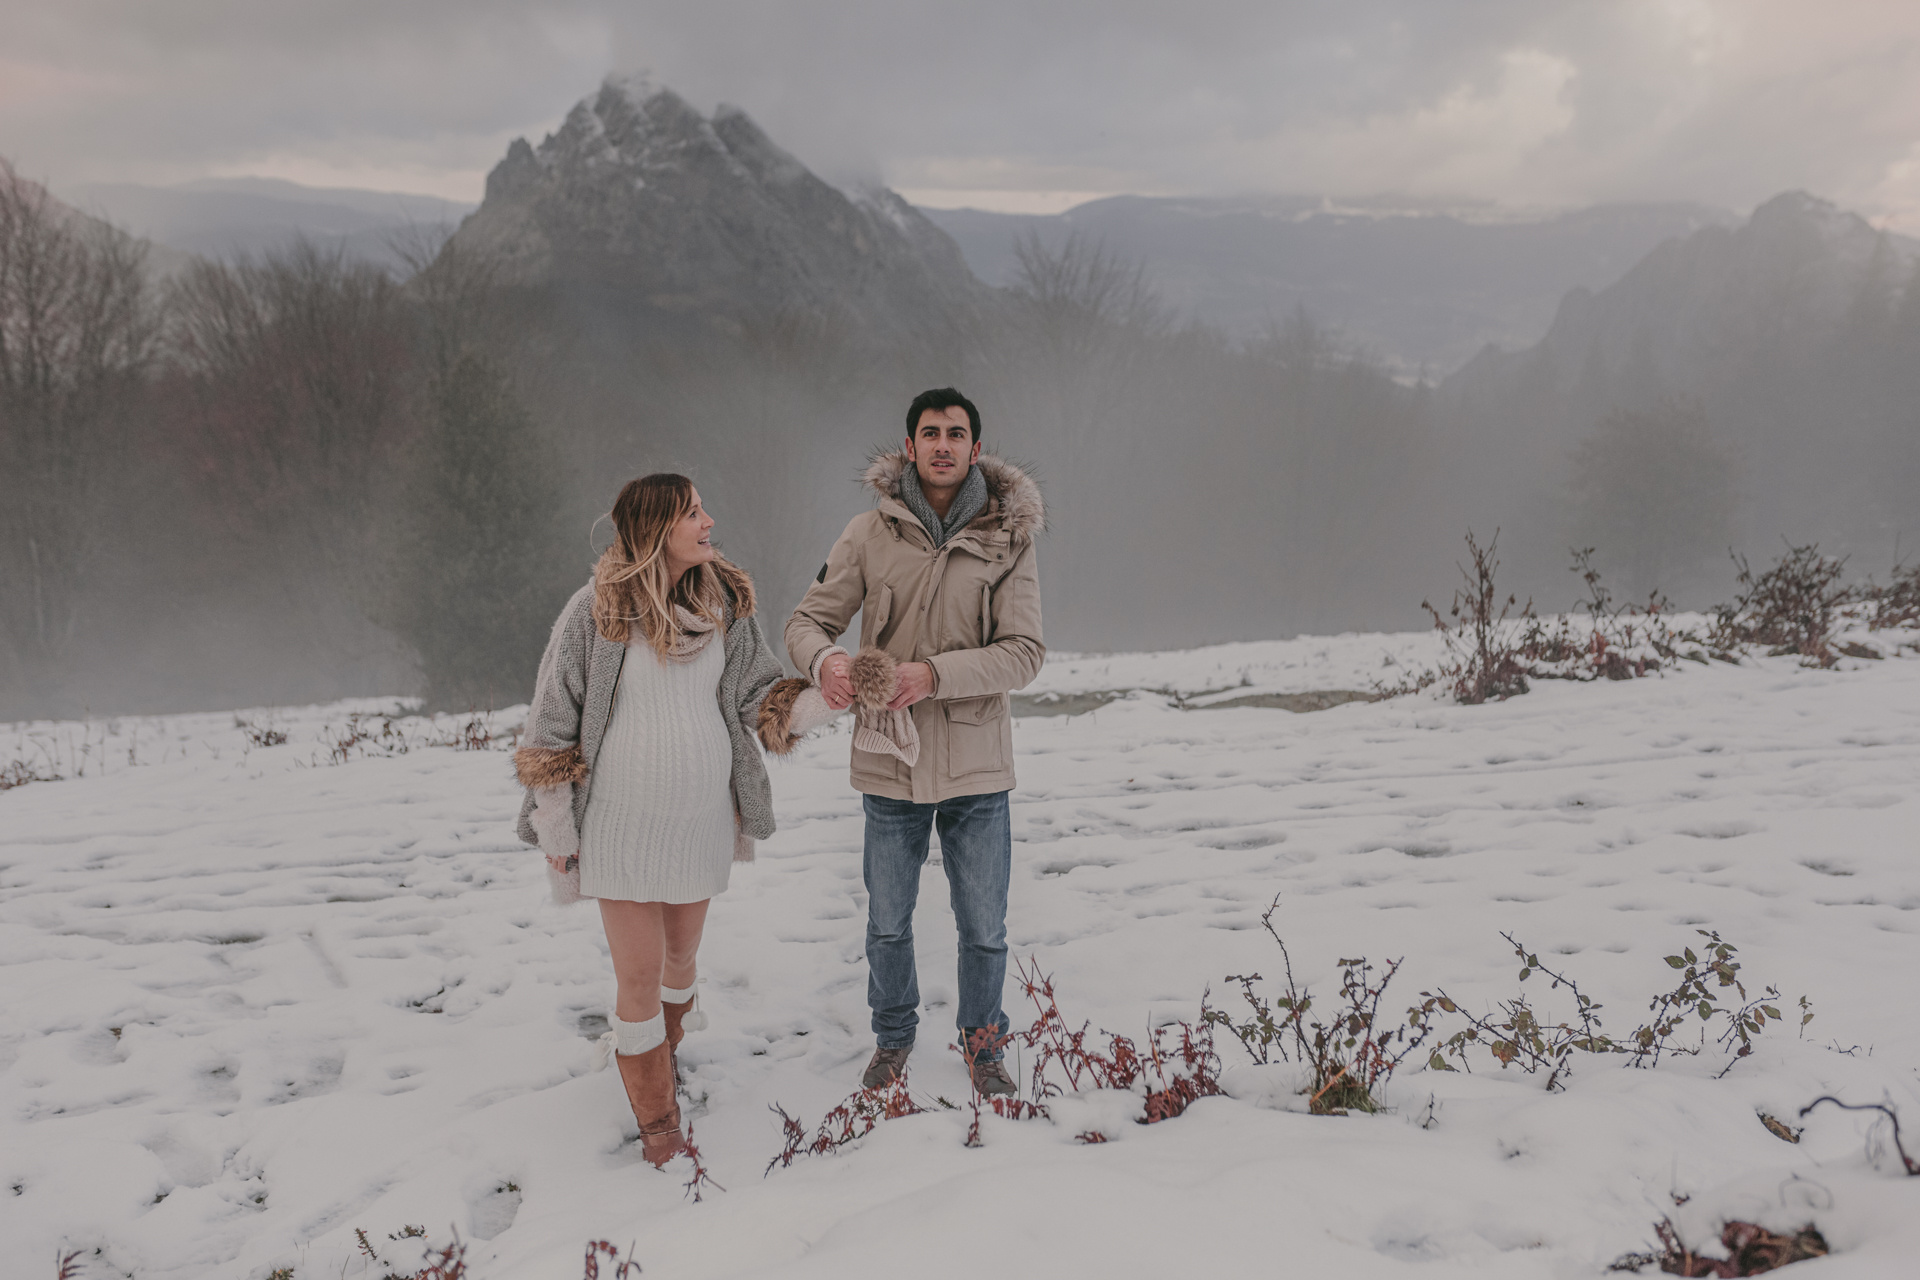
[601,898,711,1022]
[661,899,710,991]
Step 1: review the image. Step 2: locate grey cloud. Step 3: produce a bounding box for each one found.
[3,0,1917,223]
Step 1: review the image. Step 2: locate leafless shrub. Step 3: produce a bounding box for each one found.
[1389,529,1534,703]
[233,715,288,747]
[1861,559,1920,631]
[309,709,515,765]
[325,712,409,765]
[354,1224,467,1280]
[1504,548,1699,683]
[768,961,1224,1165]
[767,1078,939,1173]
[1611,1217,1829,1275]
[1414,932,1620,1091]
[1,756,59,791]
[1709,542,1853,666]
[1389,526,1920,705]
[680,1118,725,1202]
[421,712,505,751]
[582,1239,644,1277]
[1203,897,1429,1113]
[1418,930,1810,1086]
[1009,959,1224,1124]
[3,717,154,788]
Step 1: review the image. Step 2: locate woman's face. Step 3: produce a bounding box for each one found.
[663,487,717,576]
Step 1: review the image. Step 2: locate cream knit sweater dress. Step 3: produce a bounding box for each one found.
[579,636,736,903]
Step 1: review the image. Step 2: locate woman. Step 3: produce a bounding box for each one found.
[513,474,834,1167]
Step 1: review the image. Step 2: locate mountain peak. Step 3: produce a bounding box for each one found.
[455,79,984,343]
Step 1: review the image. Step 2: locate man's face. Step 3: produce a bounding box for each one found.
[905,406,980,492]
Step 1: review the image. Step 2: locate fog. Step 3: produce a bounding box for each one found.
[5,8,1920,720]
[6,143,1920,722]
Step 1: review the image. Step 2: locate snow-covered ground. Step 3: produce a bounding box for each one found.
[3,638,1918,1279]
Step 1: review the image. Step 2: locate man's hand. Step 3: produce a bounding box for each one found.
[820,652,854,710]
[887,661,935,711]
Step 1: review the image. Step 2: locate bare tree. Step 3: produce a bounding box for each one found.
[165,239,415,583]
[389,221,498,382]
[1002,231,1173,458]
[0,160,155,677]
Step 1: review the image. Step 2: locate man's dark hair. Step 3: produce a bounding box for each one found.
[906,387,980,443]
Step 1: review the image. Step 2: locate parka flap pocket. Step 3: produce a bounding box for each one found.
[862,585,894,647]
[945,694,1002,725]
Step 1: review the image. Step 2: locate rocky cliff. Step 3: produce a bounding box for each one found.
[448,76,987,346]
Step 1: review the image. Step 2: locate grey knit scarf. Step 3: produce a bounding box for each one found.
[898,460,988,547]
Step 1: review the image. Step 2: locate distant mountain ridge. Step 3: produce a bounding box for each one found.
[65,177,472,271]
[1447,191,1920,404]
[1440,190,1920,569]
[447,76,987,347]
[924,196,1741,375]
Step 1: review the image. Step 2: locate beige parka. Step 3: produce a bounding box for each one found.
[785,449,1045,803]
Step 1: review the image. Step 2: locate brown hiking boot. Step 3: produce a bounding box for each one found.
[862,1044,913,1089]
[969,1057,1019,1098]
[614,1040,686,1167]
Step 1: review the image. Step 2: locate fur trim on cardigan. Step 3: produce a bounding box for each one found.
[862,450,1045,540]
[756,677,841,754]
[756,677,810,754]
[591,549,757,645]
[514,744,588,788]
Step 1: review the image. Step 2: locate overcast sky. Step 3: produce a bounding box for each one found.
[4,0,1918,224]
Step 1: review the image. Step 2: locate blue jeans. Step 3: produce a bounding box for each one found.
[863,790,1011,1059]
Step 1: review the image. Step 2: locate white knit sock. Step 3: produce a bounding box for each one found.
[662,981,708,1031]
[592,1011,665,1071]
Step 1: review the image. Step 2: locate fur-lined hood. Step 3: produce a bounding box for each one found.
[862,449,1045,541]
[591,548,755,645]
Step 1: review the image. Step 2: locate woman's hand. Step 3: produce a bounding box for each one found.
[546,852,572,873]
[820,652,855,710]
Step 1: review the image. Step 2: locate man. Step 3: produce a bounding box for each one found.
[786,387,1044,1097]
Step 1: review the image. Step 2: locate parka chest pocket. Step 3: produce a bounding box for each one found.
[944,693,1008,778]
[861,585,894,649]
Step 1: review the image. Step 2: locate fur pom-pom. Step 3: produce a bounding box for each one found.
[850,648,898,709]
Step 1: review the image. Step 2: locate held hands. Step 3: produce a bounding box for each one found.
[820,653,855,710]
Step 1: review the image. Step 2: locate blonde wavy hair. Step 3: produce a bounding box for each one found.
[593,473,746,653]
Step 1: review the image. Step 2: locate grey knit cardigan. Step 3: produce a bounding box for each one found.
[512,556,813,853]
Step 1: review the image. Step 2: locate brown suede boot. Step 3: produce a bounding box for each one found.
[663,998,695,1051]
[614,1041,686,1167]
[663,997,692,1088]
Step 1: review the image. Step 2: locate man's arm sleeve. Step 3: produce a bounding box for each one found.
[925,537,1045,699]
[785,518,866,677]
